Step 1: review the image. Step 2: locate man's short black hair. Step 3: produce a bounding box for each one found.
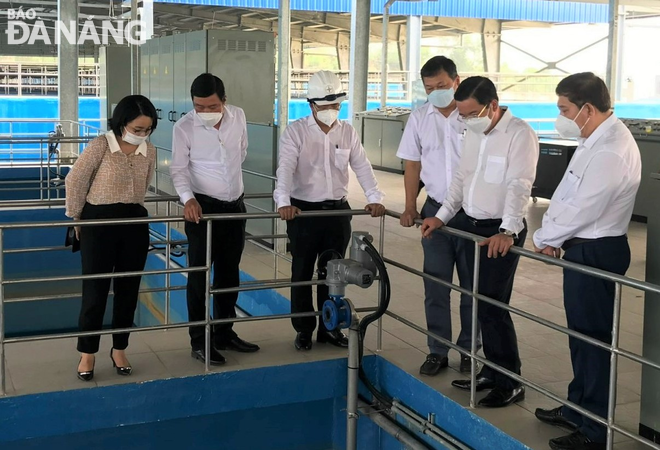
[556,72,611,113]
[191,73,226,101]
[454,76,498,105]
[420,56,458,80]
[109,95,158,137]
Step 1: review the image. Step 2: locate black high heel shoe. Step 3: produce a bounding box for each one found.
[77,356,94,382]
[110,348,133,376]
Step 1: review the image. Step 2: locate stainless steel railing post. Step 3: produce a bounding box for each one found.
[606,282,623,450]
[470,242,480,409]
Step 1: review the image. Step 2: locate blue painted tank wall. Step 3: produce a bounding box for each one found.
[0,208,113,336]
[0,356,529,450]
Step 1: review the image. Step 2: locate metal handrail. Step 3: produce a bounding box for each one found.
[0,207,657,450]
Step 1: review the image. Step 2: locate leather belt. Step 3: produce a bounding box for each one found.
[194,193,244,207]
[561,235,625,251]
[466,215,502,228]
[292,197,348,210]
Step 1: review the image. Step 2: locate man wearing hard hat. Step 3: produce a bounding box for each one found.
[274,70,385,351]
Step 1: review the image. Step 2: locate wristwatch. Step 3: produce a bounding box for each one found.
[499,228,518,240]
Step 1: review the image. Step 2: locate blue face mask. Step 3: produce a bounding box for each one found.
[428,87,455,109]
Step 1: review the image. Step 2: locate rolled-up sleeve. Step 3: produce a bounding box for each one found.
[65,138,106,219]
[500,128,539,235]
[170,123,194,205]
[274,125,301,209]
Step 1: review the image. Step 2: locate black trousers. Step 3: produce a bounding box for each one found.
[287,198,352,334]
[560,236,630,443]
[185,193,246,350]
[77,203,149,354]
[453,212,527,390]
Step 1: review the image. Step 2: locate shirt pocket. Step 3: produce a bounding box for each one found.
[334,148,351,171]
[483,155,507,184]
[554,171,581,201]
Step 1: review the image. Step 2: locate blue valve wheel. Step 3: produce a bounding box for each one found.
[322,296,351,330]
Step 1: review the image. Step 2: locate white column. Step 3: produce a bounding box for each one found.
[349,0,371,123]
[58,0,78,156]
[406,15,422,99]
[606,0,621,100]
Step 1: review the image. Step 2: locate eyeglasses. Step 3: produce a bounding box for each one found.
[458,104,489,121]
[307,92,347,103]
[126,126,152,137]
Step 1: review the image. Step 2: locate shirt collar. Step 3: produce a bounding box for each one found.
[581,112,617,150]
[491,107,513,134]
[105,131,147,156]
[426,102,458,120]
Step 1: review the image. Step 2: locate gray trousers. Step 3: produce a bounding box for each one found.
[421,199,481,357]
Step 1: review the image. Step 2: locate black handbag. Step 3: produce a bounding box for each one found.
[65,226,80,253]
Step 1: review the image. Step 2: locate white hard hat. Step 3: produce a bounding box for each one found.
[307,70,347,106]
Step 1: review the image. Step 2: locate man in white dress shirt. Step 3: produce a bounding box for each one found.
[421,76,539,408]
[396,56,479,376]
[533,73,641,450]
[171,73,259,366]
[274,70,385,351]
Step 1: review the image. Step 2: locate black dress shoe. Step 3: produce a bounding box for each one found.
[317,329,348,347]
[459,355,481,374]
[419,354,448,376]
[549,431,605,450]
[216,336,260,353]
[191,347,226,366]
[451,374,496,392]
[109,348,132,376]
[77,356,94,382]
[535,406,578,431]
[295,332,313,351]
[478,386,525,408]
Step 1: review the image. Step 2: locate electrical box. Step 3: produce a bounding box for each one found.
[99,46,132,131]
[354,108,411,174]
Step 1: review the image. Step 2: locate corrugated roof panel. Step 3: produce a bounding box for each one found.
[157,0,609,24]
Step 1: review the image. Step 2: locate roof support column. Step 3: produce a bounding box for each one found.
[481,19,502,74]
[58,0,78,156]
[349,0,371,122]
[130,0,140,95]
[606,0,623,102]
[336,33,350,71]
[291,37,304,70]
[405,15,422,101]
[277,0,291,133]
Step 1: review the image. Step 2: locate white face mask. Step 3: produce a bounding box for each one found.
[122,130,148,146]
[427,88,455,109]
[197,111,223,127]
[316,108,339,127]
[463,110,492,134]
[555,105,588,139]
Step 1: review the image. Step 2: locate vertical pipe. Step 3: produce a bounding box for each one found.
[349,0,371,123]
[40,142,45,201]
[605,282,622,450]
[165,201,171,324]
[346,306,360,450]
[470,242,481,409]
[605,0,620,96]
[204,220,212,373]
[0,230,5,396]
[376,215,385,352]
[615,6,626,102]
[275,0,291,279]
[277,0,291,133]
[380,3,392,109]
